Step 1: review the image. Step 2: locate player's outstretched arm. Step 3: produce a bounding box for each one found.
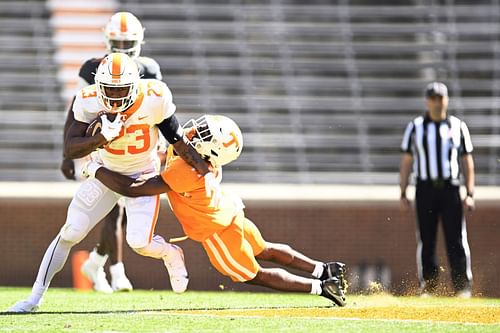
[172,140,210,175]
[93,165,172,197]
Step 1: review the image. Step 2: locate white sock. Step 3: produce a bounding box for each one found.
[135,235,176,259]
[312,262,324,278]
[110,262,126,278]
[89,249,108,268]
[310,279,322,295]
[28,281,46,305]
[29,235,74,305]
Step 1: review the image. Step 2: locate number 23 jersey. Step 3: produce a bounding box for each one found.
[73,79,176,175]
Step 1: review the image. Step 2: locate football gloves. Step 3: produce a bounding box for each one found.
[100,114,124,142]
[81,160,103,179]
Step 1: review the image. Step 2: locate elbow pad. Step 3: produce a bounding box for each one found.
[157,115,183,144]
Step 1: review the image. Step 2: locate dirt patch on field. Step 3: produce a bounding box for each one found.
[171,300,500,324]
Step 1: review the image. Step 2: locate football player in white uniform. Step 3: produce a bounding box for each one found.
[60,12,164,293]
[8,53,221,313]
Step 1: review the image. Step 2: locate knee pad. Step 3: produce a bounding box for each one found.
[60,208,91,243]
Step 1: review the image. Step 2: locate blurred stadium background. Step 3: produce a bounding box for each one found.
[0,0,499,297]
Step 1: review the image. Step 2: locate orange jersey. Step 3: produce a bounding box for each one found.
[160,147,244,242]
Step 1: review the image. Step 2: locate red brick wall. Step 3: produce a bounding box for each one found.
[1,198,498,297]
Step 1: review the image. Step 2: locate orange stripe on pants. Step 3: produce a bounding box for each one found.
[147,195,161,243]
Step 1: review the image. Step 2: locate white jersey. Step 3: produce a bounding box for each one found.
[73,79,176,175]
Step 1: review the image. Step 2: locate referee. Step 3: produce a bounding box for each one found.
[399,82,475,298]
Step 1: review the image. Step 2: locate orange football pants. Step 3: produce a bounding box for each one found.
[202,213,266,282]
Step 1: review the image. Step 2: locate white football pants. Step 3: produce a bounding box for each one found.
[28,178,176,303]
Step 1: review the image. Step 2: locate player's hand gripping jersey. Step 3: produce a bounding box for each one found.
[73,79,175,175]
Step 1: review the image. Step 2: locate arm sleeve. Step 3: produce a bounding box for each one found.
[72,89,98,124]
[72,94,85,123]
[460,121,474,154]
[157,115,184,144]
[400,121,414,153]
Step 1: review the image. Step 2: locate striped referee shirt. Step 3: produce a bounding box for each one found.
[401,114,473,183]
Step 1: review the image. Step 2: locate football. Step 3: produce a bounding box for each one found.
[85,112,118,137]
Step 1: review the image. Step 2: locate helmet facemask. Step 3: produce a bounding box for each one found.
[97,82,137,112]
[108,39,142,59]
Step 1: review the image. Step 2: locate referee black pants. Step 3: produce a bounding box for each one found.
[415,181,472,293]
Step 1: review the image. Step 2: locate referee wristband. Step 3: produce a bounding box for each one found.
[466,192,474,198]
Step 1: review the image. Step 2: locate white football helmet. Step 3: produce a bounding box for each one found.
[184,115,243,168]
[94,53,140,112]
[104,12,144,59]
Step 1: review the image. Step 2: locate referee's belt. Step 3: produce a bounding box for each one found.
[417,179,453,189]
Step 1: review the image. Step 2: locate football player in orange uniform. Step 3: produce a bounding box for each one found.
[82,114,347,306]
[60,12,165,293]
[8,53,221,313]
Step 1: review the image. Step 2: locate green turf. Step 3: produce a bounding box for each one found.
[0,287,498,333]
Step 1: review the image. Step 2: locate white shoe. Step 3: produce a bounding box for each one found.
[163,245,189,293]
[457,289,472,298]
[419,292,432,298]
[81,260,113,294]
[110,262,133,292]
[7,299,40,313]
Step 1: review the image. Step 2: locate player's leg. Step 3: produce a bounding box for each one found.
[109,200,133,291]
[255,242,345,282]
[83,200,132,292]
[8,179,118,312]
[202,215,346,306]
[441,186,472,296]
[244,217,346,305]
[82,204,119,293]
[415,184,440,295]
[123,195,188,293]
[96,205,119,261]
[243,217,346,284]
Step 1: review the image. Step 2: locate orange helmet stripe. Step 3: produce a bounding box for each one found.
[120,12,127,32]
[111,53,121,78]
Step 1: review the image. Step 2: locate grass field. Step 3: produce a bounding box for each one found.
[0,287,499,332]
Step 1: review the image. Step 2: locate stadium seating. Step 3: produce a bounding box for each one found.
[0,1,65,180]
[119,0,500,184]
[0,0,499,184]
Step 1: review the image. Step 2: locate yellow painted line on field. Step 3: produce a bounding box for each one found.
[166,306,500,324]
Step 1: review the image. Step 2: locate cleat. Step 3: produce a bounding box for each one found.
[320,262,348,292]
[163,244,189,293]
[320,262,346,281]
[321,277,347,307]
[7,299,40,313]
[81,259,113,293]
[110,262,133,292]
